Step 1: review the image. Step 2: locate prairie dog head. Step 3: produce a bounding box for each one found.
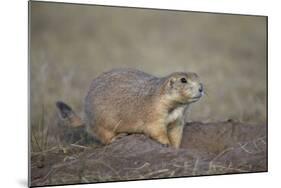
[163,72,203,105]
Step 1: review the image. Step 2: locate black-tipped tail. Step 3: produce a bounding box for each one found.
[56,101,73,119]
[56,101,84,128]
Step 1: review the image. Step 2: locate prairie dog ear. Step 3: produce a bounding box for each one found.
[56,101,84,128]
[166,76,177,89]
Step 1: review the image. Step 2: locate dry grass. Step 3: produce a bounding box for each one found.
[30,105,50,153]
[30,2,267,128]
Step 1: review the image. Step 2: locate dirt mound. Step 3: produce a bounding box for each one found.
[30,121,267,187]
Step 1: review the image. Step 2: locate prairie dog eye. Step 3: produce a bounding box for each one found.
[180,78,187,83]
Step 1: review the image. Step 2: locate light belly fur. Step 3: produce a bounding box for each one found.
[166,106,186,124]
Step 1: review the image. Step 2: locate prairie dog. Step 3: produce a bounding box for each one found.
[56,68,203,148]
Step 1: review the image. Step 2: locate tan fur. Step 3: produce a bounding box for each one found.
[57,68,203,148]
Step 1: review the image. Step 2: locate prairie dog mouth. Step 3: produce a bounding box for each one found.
[189,94,202,102]
[193,96,201,99]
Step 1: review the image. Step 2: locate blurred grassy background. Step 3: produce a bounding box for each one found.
[30,1,267,130]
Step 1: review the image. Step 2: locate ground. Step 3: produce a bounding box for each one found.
[30,121,267,187]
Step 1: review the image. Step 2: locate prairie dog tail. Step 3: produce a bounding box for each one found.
[56,101,84,128]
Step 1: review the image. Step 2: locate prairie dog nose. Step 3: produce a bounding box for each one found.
[199,83,203,93]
